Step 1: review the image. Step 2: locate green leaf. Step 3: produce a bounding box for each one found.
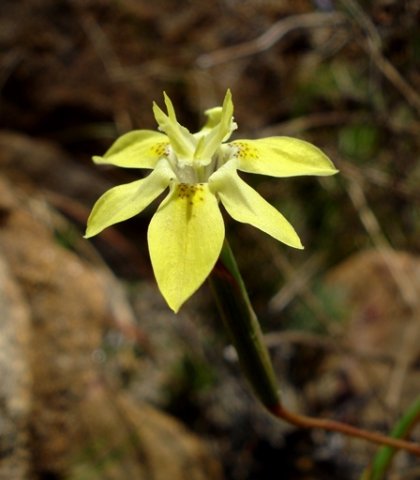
[361,397,420,480]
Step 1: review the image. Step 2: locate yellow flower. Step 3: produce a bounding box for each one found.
[85,90,337,312]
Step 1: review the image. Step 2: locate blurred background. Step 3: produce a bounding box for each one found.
[0,0,419,479]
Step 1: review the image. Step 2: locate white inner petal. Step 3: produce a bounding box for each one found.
[167,146,222,184]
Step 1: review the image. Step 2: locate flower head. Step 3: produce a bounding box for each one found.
[85,90,337,312]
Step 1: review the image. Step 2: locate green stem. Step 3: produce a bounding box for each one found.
[209,239,420,457]
[209,239,280,409]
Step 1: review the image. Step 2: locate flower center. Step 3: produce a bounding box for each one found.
[167,146,220,184]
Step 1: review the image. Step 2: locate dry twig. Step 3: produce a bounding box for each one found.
[345,175,420,410]
[196,11,346,68]
[339,0,420,115]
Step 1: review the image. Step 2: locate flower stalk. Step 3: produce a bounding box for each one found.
[210,240,420,457]
[209,239,280,408]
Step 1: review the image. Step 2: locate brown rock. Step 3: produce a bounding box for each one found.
[0,256,32,480]
[0,176,222,479]
[71,386,222,480]
[0,131,110,204]
[327,249,420,356]
[318,249,420,417]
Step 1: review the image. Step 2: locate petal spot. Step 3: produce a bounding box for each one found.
[233,141,260,160]
[150,142,170,157]
[176,183,206,204]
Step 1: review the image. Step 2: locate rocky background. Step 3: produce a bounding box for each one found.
[0,1,419,479]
